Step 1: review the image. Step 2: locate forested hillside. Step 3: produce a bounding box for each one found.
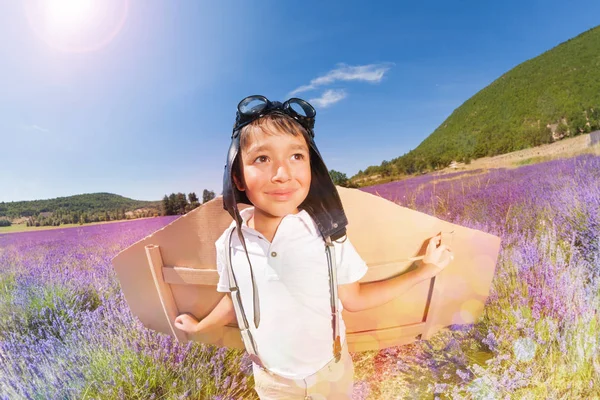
[355,25,600,181]
[0,193,160,226]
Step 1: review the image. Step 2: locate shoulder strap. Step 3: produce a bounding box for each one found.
[225,226,268,370]
[324,236,342,362]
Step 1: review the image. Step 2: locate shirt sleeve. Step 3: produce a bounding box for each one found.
[334,236,368,285]
[215,232,231,293]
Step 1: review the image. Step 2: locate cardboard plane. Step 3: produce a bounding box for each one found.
[112,186,500,352]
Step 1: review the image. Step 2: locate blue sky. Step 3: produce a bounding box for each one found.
[1,0,599,202]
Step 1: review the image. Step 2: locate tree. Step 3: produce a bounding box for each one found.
[176,193,188,215]
[168,193,177,215]
[188,192,200,211]
[570,112,588,134]
[328,170,349,186]
[556,122,569,137]
[79,213,88,225]
[202,189,216,204]
[162,195,174,216]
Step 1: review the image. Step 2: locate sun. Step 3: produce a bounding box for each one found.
[25,0,129,53]
[43,0,96,31]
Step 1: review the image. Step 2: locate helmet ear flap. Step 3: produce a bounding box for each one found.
[223,136,252,225]
[299,138,348,241]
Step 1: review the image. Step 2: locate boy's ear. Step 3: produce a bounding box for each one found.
[233,173,245,191]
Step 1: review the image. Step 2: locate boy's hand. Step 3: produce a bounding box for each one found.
[174,313,200,334]
[419,234,454,280]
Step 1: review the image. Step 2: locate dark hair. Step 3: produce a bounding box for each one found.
[233,113,312,183]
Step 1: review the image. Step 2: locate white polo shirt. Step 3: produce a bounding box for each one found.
[215,206,368,379]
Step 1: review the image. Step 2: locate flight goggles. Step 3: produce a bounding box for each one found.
[232,95,316,138]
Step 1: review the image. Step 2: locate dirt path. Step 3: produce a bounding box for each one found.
[440,133,599,173]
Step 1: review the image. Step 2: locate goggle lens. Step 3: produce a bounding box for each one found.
[238,96,267,115]
[287,99,314,118]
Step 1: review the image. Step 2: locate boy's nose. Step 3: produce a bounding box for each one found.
[272,162,292,182]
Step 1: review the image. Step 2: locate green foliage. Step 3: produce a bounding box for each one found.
[83,343,255,399]
[188,192,200,211]
[0,282,101,342]
[0,193,161,226]
[175,193,187,215]
[354,26,600,181]
[161,190,213,216]
[329,169,349,186]
[188,192,199,204]
[0,219,11,227]
[0,274,17,318]
[162,195,174,216]
[202,189,216,203]
[162,193,184,216]
[329,169,359,188]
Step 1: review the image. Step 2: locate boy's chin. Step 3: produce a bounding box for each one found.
[255,203,301,218]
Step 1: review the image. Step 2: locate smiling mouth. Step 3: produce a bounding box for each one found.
[267,189,297,197]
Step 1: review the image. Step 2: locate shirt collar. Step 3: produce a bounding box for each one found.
[238,206,319,238]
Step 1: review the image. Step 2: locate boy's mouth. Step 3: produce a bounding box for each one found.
[267,189,297,197]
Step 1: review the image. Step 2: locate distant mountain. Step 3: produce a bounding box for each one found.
[355,25,600,182]
[0,193,160,224]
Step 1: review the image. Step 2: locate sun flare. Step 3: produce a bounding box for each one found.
[25,0,128,52]
[43,0,96,31]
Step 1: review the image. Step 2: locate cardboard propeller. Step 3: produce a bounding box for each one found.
[112,186,501,352]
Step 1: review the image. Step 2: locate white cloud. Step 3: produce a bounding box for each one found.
[22,124,50,133]
[309,89,347,108]
[290,63,393,96]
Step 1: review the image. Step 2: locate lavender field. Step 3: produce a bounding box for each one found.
[1,154,599,399]
[0,218,256,399]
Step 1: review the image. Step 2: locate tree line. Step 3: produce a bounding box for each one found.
[0,193,161,228]
[24,208,159,227]
[161,189,216,216]
[328,170,359,188]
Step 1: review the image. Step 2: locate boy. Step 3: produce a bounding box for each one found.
[175,96,453,399]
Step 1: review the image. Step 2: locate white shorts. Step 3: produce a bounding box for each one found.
[251,340,354,400]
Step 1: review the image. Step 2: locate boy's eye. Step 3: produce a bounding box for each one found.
[254,155,268,163]
[293,153,305,160]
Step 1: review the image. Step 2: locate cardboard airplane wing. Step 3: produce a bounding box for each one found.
[112,186,501,352]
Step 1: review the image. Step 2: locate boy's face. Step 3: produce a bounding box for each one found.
[234,127,311,218]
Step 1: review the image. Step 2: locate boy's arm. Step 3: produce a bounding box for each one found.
[338,267,429,312]
[339,234,453,312]
[175,293,237,334]
[197,293,237,331]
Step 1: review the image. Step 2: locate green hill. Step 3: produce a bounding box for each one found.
[355,25,600,181]
[0,193,160,225]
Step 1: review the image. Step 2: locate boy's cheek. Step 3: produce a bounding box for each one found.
[240,170,263,189]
